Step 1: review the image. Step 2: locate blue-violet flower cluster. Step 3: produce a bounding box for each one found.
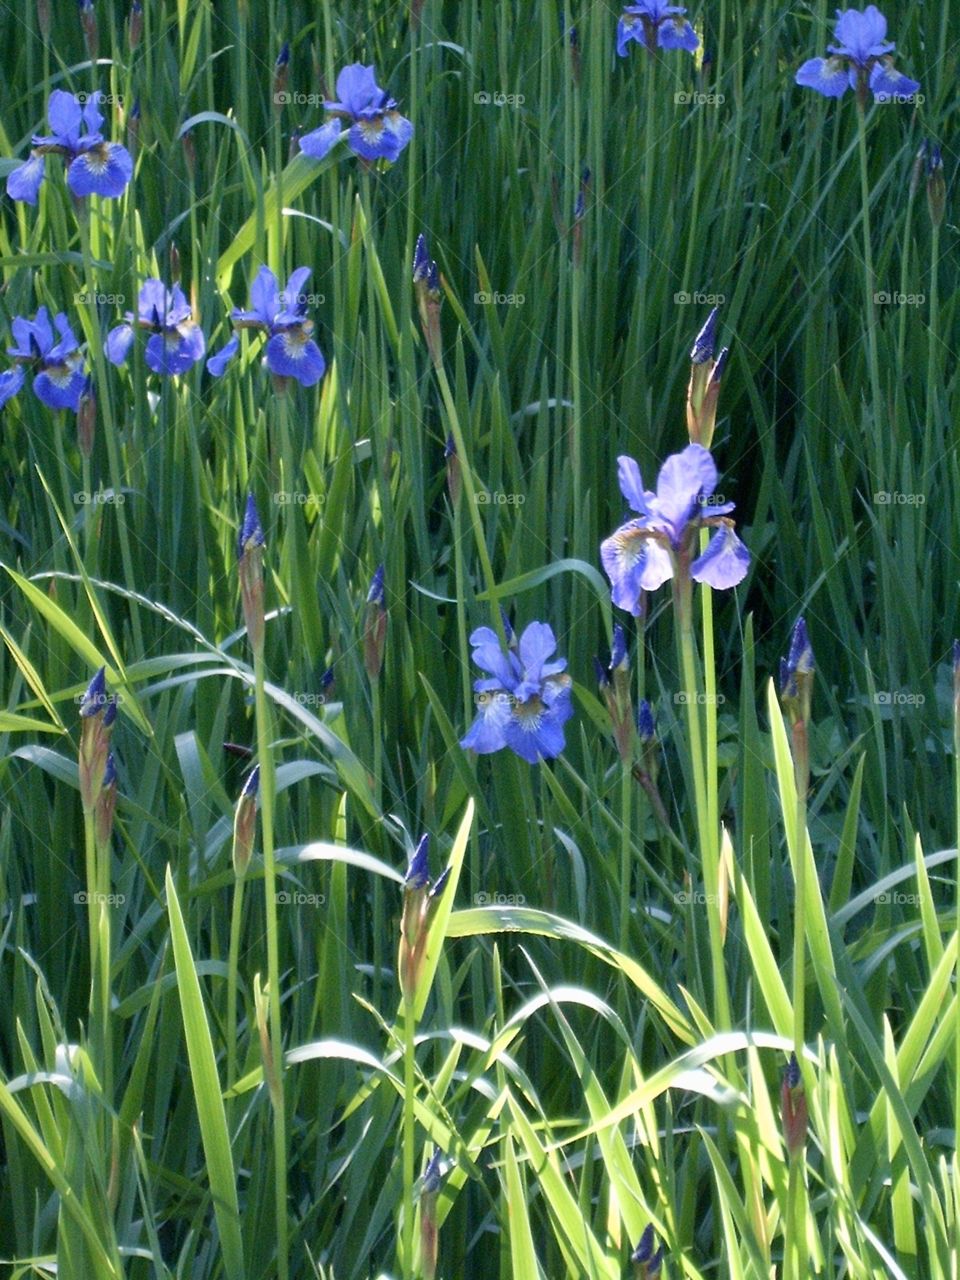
[207,266,326,387]
[0,308,87,411]
[795,6,919,102]
[617,3,698,56]
[107,280,206,375]
[7,90,133,205]
[601,444,750,615]
[460,621,573,763]
[299,64,413,163]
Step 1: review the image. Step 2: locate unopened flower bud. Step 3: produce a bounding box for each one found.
[363,565,387,679]
[128,0,143,50]
[632,1225,664,1278]
[79,0,98,62]
[94,750,118,846]
[780,1052,808,1159]
[79,667,118,813]
[238,493,266,657]
[77,375,96,459]
[413,234,442,364]
[232,765,260,877]
[273,42,290,109]
[420,1151,442,1280]
[926,144,946,229]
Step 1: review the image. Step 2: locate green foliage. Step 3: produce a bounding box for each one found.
[0,0,958,1277]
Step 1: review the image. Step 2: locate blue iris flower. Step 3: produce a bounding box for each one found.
[600,444,750,615]
[6,90,133,205]
[206,266,326,387]
[299,64,413,163]
[617,3,698,56]
[106,279,206,375]
[0,307,87,411]
[460,621,573,763]
[795,6,920,101]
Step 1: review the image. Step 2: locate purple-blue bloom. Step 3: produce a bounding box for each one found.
[238,491,266,559]
[6,90,133,205]
[795,6,919,102]
[106,279,205,375]
[206,266,326,387]
[460,621,573,763]
[404,833,430,890]
[600,444,750,615]
[299,64,413,163]
[0,307,87,411]
[617,3,698,56]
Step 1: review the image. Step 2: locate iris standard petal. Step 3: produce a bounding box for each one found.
[47,90,83,147]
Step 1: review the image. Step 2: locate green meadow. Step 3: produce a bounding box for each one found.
[0,0,957,1275]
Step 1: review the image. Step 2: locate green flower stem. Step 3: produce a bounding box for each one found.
[402,996,416,1280]
[790,719,810,1059]
[954,674,960,1142]
[855,100,883,428]
[699,545,719,849]
[83,810,106,1089]
[451,490,482,896]
[76,208,144,655]
[226,875,245,1092]
[432,360,505,644]
[675,574,730,1031]
[371,677,385,1013]
[252,648,288,1280]
[783,1156,804,1280]
[894,168,919,431]
[619,759,633,952]
[923,222,940,467]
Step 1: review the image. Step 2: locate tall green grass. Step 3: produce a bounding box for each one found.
[0,0,957,1276]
